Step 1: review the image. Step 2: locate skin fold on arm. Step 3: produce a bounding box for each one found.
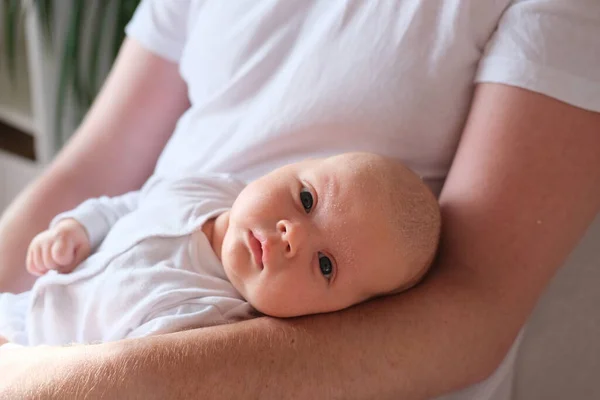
[0,38,190,293]
[1,83,598,399]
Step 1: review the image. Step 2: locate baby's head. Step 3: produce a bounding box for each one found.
[221,152,440,317]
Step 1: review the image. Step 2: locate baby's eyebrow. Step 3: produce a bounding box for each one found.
[319,171,339,206]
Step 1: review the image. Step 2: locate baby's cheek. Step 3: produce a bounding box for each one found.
[255,280,323,318]
[220,238,246,286]
[247,282,292,317]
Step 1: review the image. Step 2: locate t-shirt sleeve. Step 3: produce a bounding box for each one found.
[124,0,192,63]
[476,0,600,112]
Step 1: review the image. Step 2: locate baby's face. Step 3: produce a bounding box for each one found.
[221,154,410,317]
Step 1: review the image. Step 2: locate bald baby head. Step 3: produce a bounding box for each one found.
[326,152,441,296]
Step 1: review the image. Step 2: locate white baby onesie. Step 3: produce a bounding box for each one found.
[0,173,254,346]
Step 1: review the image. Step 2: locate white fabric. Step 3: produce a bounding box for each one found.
[0,174,254,346]
[121,1,600,399]
[127,0,600,198]
[50,191,140,250]
[0,343,23,350]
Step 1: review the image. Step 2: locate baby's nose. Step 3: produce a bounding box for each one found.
[276,220,306,258]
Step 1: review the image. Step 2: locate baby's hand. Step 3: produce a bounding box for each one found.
[26,218,91,276]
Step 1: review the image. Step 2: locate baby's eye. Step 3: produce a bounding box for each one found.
[300,189,313,213]
[318,253,333,280]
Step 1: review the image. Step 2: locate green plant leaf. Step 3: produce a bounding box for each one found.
[88,0,110,103]
[2,0,142,151]
[34,0,54,45]
[54,0,83,150]
[3,0,20,79]
[69,2,88,117]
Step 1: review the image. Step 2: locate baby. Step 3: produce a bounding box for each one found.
[0,152,440,346]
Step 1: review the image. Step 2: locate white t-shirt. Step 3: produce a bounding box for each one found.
[0,174,254,346]
[124,1,600,399]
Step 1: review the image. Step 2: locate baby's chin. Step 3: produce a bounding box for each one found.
[251,304,314,318]
[249,295,355,318]
[242,294,300,318]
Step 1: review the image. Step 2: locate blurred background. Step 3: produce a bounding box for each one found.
[0,2,599,399]
[0,0,139,210]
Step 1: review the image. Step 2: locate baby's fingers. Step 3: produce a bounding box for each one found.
[51,237,75,268]
[41,242,60,272]
[27,245,48,276]
[26,245,34,272]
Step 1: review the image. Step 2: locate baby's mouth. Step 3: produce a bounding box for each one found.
[249,230,264,270]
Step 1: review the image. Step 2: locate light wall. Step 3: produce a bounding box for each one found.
[514,213,600,399]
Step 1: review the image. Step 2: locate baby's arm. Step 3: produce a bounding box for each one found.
[26,218,90,276]
[26,191,140,276]
[50,191,140,249]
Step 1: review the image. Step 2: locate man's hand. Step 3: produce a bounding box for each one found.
[26,218,91,276]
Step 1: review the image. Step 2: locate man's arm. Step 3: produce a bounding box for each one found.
[2,83,599,399]
[0,38,189,293]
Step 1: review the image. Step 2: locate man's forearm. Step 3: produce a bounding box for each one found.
[57,272,511,400]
